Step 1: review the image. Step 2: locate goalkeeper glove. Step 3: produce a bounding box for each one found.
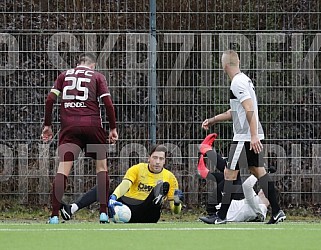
[174,189,184,206]
[108,194,123,217]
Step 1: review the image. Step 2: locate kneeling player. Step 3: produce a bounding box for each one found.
[60,145,183,223]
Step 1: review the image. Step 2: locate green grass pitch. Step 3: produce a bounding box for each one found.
[1,221,321,250]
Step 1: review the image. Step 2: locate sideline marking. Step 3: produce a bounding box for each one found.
[0,227,285,232]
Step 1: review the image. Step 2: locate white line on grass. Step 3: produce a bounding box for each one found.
[0,227,284,232]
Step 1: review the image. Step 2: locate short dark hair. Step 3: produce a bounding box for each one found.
[78,53,96,64]
[149,144,167,158]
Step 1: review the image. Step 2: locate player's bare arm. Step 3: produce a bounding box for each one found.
[241,99,263,154]
[202,109,232,130]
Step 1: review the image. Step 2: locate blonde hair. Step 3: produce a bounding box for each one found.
[222,50,239,67]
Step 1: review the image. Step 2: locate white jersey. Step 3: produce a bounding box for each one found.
[226,196,267,222]
[230,73,264,141]
[226,175,267,222]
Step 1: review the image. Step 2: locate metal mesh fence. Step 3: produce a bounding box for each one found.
[0,0,320,207]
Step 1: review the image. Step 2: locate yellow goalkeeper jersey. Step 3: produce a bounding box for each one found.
[123,163,178,201]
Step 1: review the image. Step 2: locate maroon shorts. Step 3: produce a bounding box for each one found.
[58,126,108,161]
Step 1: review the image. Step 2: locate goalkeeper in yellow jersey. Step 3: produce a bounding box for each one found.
[60,144,183,223]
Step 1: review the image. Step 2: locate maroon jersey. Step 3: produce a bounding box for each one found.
[51,66,110,128]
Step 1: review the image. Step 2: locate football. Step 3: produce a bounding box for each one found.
[112,204,131,223]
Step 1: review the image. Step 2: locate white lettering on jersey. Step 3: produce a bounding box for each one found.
[66,69,94,77]
[75,69,85,75]
[85,71,94,77]
[66,69,75,75]
[64,102,87,108]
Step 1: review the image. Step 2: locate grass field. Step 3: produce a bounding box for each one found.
[1,221,321,250]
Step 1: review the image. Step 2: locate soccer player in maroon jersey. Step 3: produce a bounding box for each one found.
[41,53,118,224]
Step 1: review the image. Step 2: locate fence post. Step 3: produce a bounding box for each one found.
[149,0,157,145]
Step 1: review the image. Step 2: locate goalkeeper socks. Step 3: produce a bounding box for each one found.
[97,171,110,214]
[76,185,98,210]
[51,173,67,216]
[258,173,280,215]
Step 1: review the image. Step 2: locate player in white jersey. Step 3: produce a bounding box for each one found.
[229,72,264,142]
[200,173,269,223]
[198,135,269,223]
[226,175,269,222]
[201,50,285,224]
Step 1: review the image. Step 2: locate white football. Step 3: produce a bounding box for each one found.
[112,204,131,223]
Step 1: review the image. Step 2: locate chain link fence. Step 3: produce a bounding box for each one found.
[0,0,320,208]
